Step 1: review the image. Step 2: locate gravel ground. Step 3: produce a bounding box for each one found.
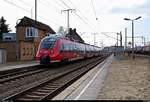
[97,56,150,100]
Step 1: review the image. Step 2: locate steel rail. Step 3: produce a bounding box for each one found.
[2,55,108,101]
[0,68,49,84]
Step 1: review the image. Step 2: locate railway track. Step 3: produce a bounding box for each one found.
[0,68,49,84]
[2,55,108,101]
[0,63,63,84]
[0,65,43,80]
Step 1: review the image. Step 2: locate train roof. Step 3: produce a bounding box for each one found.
[42,34,68,41]
[42,34,101,48]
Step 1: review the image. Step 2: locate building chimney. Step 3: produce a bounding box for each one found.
[69,28,72,34]
[73,28,76,33]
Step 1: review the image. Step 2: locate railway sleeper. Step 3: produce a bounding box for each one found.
[18,91,52,101]
[17,97,38,101]
[49,83,62,86]
[39,87,56,90]
[35,89,53,93]
[21,94,43,99]
[30,91,50,96]
[46,85,60,88]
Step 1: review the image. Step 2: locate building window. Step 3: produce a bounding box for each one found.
[25,27,38,38]
[45,33,51,36]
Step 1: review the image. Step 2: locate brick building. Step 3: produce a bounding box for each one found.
[0,16,55,61]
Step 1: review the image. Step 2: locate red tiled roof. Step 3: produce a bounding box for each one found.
[16,16,55,34]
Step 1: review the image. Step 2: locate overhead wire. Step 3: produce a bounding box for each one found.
[3,0,31,13]
[91,0,97,20]
[59,0,71,9]
[53,0,67,9]
[59,0,97,32]
[3,0,61,27]
[67,0,118,41]
[67,0,96,30]
[101,32,120,40]
[37,16,60,26]
[39,0,60,12]
[73,13,96,31]
[18,0,33,8]
[38,0,66,26]
[4,0,118,42]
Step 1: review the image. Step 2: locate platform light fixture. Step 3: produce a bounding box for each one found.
[124,16,141,59]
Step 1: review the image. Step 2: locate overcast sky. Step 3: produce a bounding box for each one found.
[0,0,150,47]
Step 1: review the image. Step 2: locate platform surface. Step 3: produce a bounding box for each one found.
[52,55,113,100]
[0,60,38,71]
[97,56,150,100]
[53,55,150,100]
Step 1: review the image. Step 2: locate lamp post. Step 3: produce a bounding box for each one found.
[116,33,120,46]
[124,16,141,59]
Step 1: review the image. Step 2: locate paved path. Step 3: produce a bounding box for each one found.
[0,60,38,71]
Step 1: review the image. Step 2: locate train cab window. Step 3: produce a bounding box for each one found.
[40,37,56,49]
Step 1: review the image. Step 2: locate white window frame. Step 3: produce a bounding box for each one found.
[25,27,39,38]
[45,33,51,36]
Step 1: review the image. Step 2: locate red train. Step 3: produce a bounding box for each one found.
[36,34,101,64]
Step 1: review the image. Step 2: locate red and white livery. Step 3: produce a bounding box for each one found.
[36,34,101,64]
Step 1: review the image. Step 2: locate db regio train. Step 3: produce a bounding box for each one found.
[36,34,102,64]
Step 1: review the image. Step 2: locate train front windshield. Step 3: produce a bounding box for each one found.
[40,37,56,49]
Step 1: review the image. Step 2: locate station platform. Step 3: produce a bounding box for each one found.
[52,55,113,100]
[0,60,38,72]
[52,55,150,100]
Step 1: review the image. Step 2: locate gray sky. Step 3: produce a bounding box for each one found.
[0,0,150,47]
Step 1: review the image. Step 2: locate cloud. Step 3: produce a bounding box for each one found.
[108,0,150,17]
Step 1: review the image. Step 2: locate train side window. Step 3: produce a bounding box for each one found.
[70,44,73,51]
[77,45,80,51]
[66,44,70,51]
[59,44,64,52]
[74,44,77,51]
[75,45,78,51]
[74,44,76,51]
[63,44,69,51]
[69,44,72,51]
[64,44,67,51]
[72,44,75,51]
[76,44,80,51]
[79,45,82,52]
[68,44,71,51]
